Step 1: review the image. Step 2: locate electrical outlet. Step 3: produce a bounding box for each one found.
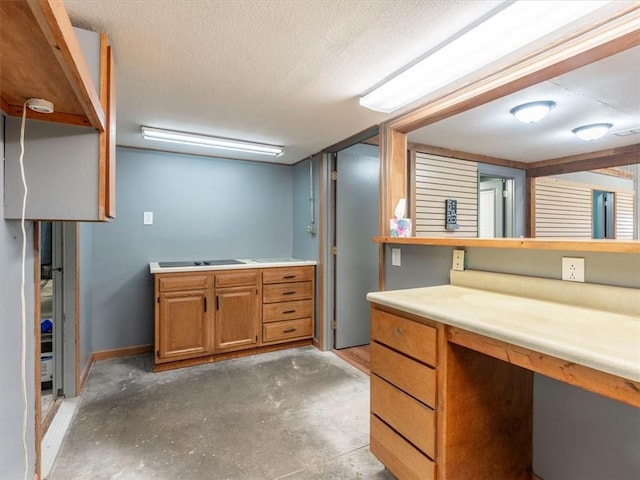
[562,257,584,282]
[452,250,465,271]
[391,248,401,267]
[143,211,153,225]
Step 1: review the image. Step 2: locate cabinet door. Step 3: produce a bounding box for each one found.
[215,286,259,351]
[157,290,209,361]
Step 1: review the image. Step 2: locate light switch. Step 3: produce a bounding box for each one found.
[391,248,401,267]
[143,211,153,225]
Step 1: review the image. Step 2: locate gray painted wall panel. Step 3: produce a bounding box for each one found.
[88,147,293,351]
[4,117,100,220]
[0,114,36,478]
[292,158,319,261]
[383,244,640,479]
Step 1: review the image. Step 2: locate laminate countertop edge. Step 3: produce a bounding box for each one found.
[367,282,640,383]
[149,259,317,274]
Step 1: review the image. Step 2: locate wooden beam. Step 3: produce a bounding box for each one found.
[526,144,640,177]
[27,0,105,130]
[380,125,408,235]
[371,236,640,253]
[1,0,105,129]
[526,176,536,237]
[408,142,528,170]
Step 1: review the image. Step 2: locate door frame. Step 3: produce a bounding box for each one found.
[320,130,380,351]
[34,221,80,479]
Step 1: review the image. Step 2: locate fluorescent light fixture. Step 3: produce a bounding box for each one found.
[359,1,611,113]
[510,101,556,123]
[572,123,613,141]
[141,126,284,157]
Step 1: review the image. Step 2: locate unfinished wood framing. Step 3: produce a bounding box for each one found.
[0,0,105,129]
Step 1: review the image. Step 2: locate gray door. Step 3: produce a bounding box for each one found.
[334,143,379,349]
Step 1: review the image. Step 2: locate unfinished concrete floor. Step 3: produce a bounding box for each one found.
[48,346,395,479]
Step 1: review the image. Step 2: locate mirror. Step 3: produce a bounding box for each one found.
[406,43,640,240]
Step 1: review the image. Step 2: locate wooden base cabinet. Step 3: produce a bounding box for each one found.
[370,304,533,480]
[214,271,260,351]
[261,266,314,345]
[154,266,314,371]
[156,274,211,362]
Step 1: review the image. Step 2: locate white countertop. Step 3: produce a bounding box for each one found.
[367,273,640,382]
[149,258,316,274]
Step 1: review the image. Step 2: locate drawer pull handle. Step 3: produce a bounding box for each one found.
[283,291,296,295]
[283,328,297,333]
[283,275,296,279]
[283,310,296,314]
[395,327,402,335]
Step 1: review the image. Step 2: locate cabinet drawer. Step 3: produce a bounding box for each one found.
[263,282,312,303]
[263,300,313,323]
[371,308,437,367]
[371,375,435,459]
[262,266,313,284]
[158,274,209,292]
[262,318,312,343]
[215,271,258,288]
[371,342,436,409]
[370,415,435,480]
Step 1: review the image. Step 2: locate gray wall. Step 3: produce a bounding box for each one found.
[292,157,319,261]
[384,244,640,479]
[1,114,37,478]
[87,147,294,351]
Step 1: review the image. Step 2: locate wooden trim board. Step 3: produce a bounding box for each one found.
[372,236,640,253]
[92,344,153,362]
[448,327,640,408]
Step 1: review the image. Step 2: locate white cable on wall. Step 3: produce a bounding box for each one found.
[19,100,29,480]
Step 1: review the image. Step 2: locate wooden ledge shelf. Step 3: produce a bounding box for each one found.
[1,0,105,130]
[373,236,640,253]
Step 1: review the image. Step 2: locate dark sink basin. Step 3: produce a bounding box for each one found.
[158,259,245,268]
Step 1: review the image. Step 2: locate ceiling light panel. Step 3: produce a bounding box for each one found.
[141,127,284,157]
[572,123,613,141]
[360,0,611,113]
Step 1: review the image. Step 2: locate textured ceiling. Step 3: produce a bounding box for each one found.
[63,0,636,164]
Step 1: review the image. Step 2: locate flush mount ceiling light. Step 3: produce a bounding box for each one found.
[572,123,613,141]
[141,126,284,157]
[510,101,556,124]
[359,0,610,113]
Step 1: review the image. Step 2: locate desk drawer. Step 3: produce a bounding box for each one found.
[371,375,435,459]
[263,300,313,323]
[371,342,436,408]
[262,318,312,343]
[263,282,312,303]
[158,274,209,292]
[371,308,437,366]
[371,415,435,480]
[215,271,258,288]
[262,267,313,284]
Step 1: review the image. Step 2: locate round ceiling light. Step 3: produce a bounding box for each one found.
[26,97,54,114]
[510,101,556,123]
[572,123,613,141]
